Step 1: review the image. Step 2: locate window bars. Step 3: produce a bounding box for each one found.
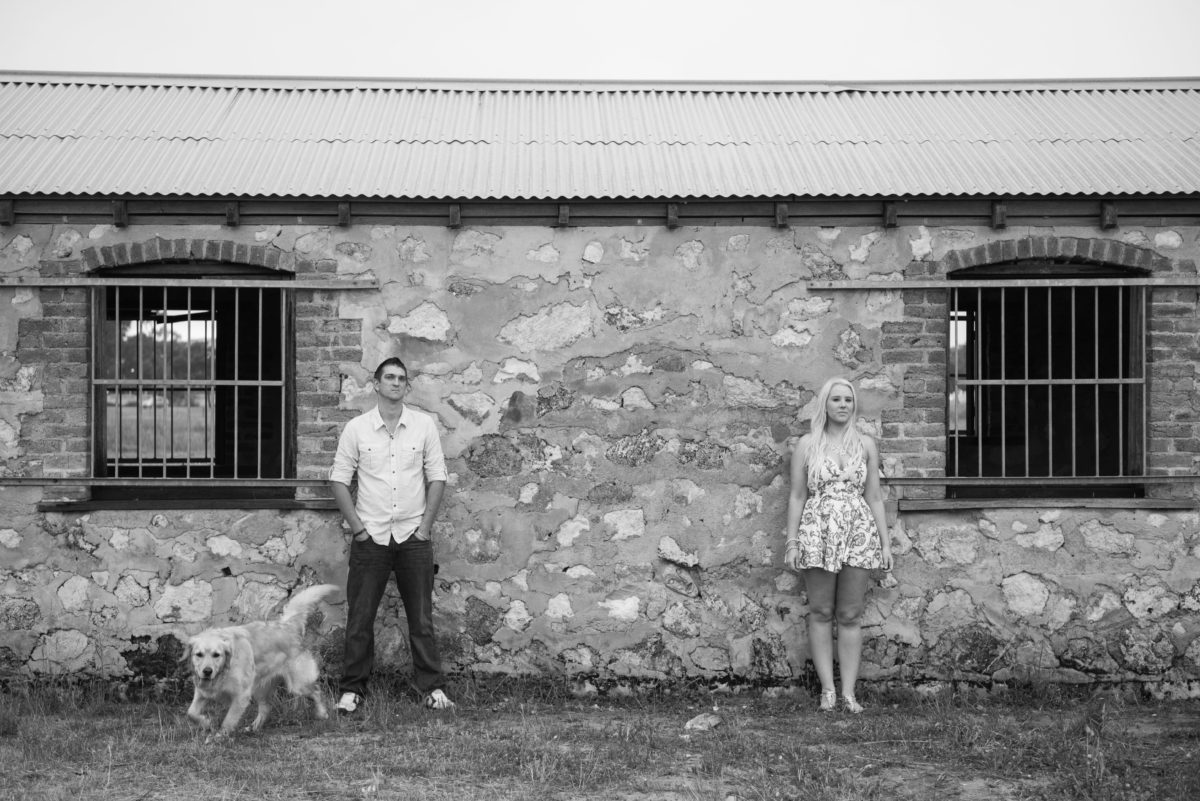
[93,283,290,482]
[948,281,1146,487]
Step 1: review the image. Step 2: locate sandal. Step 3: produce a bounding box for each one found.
[842,694,864,714]
[819,689,837,712]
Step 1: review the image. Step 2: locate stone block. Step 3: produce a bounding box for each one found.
[1117,623,1175,674]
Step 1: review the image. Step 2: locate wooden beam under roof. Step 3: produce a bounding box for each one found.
[2,195,1199,228]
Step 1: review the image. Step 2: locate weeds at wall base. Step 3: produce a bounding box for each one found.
[0,668,1184,709]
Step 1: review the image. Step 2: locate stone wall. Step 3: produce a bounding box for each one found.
[1,220,1198,690]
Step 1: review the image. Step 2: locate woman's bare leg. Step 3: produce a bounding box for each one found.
[803,568,838,697]
[834,566,871,701]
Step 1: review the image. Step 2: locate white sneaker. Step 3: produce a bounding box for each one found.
[336,692,362,714]
[424,689,455,710]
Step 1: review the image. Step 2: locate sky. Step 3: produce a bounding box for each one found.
[1,0,1199,83]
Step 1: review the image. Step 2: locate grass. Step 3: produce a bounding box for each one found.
[0,676,1197,801]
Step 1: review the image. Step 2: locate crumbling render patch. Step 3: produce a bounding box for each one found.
[1002,573,1050,617]
[498,303,593,351]
[449,392,497,425]
[674,240,708,271]
[386,302,453,342]
[658,536,699,567]
[526,243,560,263]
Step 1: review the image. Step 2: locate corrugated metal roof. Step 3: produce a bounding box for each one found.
[1,72,1198,199]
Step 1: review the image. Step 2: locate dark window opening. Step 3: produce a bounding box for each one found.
[946,261,1146,499]
[91,263,294,501]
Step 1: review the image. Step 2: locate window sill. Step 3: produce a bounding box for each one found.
[37,498,338,512]
[899,498,1195,512]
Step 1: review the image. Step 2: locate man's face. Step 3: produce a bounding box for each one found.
[374,366,409,400]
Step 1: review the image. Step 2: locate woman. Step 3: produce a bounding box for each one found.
[785,377,892,713]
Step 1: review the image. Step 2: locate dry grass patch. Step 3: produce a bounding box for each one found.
[0,678,1197,800]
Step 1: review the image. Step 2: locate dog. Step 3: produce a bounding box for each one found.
[184,583,339,738]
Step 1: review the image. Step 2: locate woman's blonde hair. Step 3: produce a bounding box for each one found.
[805,376,865,478]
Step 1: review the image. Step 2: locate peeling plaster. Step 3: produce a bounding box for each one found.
[546,593,574,620]
[620,387,654,409]
[605,509,645,541]
[526,243,560,263]
[51,229,82,258]
[1002,573,1050,616]
[600,596,640,621]
[386,302,453,342]
[658,536,699,567]
[449,392,497,425]
[850,232,883,262]
[618,238,648,261]
[1155,230,1183,249]
[909,226,933,260]
[498,303,593,351]
[582,240,604,263]
[399,235,431,263]
[503,600,533,631]
[451,230,501,266]
[674,240,707,271]
[493,358,540,383]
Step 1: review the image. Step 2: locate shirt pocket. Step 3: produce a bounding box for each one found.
[360,443,390,471]
[396,444,423,470]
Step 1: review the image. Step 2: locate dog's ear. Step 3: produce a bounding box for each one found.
[180,639,194,663]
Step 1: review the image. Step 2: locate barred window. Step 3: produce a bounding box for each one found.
[91,264,293,500]
[947,263,1146,498]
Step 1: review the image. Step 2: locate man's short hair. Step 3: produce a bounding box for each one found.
[374,357,409,381]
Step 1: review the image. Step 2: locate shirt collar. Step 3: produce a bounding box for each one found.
[367,404,407,430]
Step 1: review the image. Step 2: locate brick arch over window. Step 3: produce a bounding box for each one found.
[79,237,286,272]
[936,236,1173,275]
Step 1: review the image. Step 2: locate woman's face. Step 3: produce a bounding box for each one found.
[825,384,855,425]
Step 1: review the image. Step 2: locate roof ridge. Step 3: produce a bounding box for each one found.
[2,70,1199,93]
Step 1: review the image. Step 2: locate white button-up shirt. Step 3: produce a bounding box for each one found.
[329,405,448,545]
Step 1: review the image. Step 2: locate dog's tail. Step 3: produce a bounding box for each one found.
[279,583,340,634]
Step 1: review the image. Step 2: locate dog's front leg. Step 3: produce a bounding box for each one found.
[217,694,252,737]
[186,691,212,731]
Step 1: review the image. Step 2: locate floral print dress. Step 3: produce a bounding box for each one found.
[794,451,882,571]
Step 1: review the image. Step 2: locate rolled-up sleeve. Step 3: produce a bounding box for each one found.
[422,418,448,482]
[329,421,360,486]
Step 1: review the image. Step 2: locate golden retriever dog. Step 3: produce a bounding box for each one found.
[185,583,339,738]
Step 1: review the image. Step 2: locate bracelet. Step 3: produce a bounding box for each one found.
[350,527,366,537]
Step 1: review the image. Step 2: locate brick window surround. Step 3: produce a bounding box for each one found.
[18,237,361,507]
[881,236,1198,502]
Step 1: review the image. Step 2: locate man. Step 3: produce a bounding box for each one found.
[329,357,454,712]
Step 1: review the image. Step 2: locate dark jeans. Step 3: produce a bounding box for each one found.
[341,536,444,697]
